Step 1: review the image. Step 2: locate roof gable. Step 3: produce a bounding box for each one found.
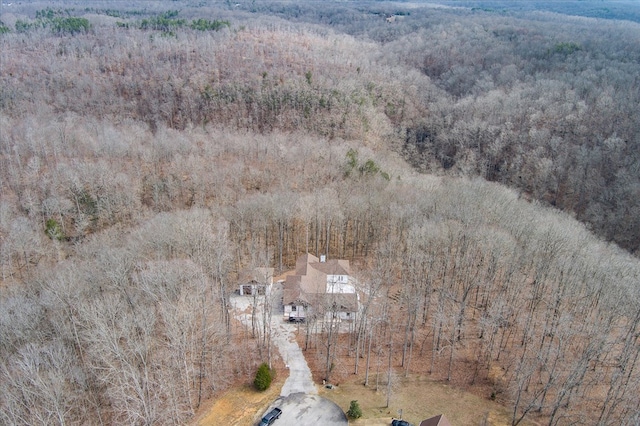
[420,414,452,426]
[295,253,319,275]
[310,258,350,276]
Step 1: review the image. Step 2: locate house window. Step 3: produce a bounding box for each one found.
[292,306,297,311]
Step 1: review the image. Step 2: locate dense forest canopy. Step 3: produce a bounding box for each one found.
[1,1,640,425]
[2,0,640,253]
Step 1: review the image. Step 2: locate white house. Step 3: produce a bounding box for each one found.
[283,254,358,322]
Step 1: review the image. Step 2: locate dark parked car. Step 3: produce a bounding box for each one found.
[259,407,282,426]
[392,420,414,426]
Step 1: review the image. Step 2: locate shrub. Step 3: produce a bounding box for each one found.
[347,400,362,419]
[45,219,64,241]
[254,362,273,391]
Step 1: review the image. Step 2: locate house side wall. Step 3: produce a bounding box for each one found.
[284,304,306,317]
[326,275,355,294]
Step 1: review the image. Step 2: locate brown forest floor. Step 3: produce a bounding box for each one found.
[301,331,540,426]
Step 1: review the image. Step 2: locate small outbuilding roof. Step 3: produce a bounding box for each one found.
[239,267,274,284]
[419,414,452,426]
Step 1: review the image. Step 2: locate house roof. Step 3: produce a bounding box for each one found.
[419,414,452,426]
[316,293,358,313]
[283,276,306,305]
[311,258,350,276]
[283,254,356,311]
[295,253,318,275]
[295,253,351,276]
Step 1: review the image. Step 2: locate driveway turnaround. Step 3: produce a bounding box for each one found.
[261,393,348,426]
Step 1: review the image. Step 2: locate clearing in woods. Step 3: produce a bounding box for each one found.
[194,372,533,426]
[195,379,284,426]
[195,275,533,426]
[319,374,534,426]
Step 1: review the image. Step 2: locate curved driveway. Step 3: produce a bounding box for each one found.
[266,282,347,425]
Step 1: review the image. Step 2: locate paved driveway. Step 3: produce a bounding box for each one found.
[269,282,317,397]
[232,282,347,426]
[260,393,347,426]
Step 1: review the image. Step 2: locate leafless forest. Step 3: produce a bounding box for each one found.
[1,1,639,425]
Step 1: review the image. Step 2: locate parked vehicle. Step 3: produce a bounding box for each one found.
[259,407,282,425]
[288,312,305,322]
[391,419,414,426]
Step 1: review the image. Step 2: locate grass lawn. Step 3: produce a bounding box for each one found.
[194,374,285,426]
[320,373,534,426]
[193,367,538,426]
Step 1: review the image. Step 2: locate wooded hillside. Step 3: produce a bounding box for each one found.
[1,2,639,425]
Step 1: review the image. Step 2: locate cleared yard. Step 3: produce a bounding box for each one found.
[319,374,536,426]
[195,379,284,426]
[195,277,535,426]
[194,372,537,426]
